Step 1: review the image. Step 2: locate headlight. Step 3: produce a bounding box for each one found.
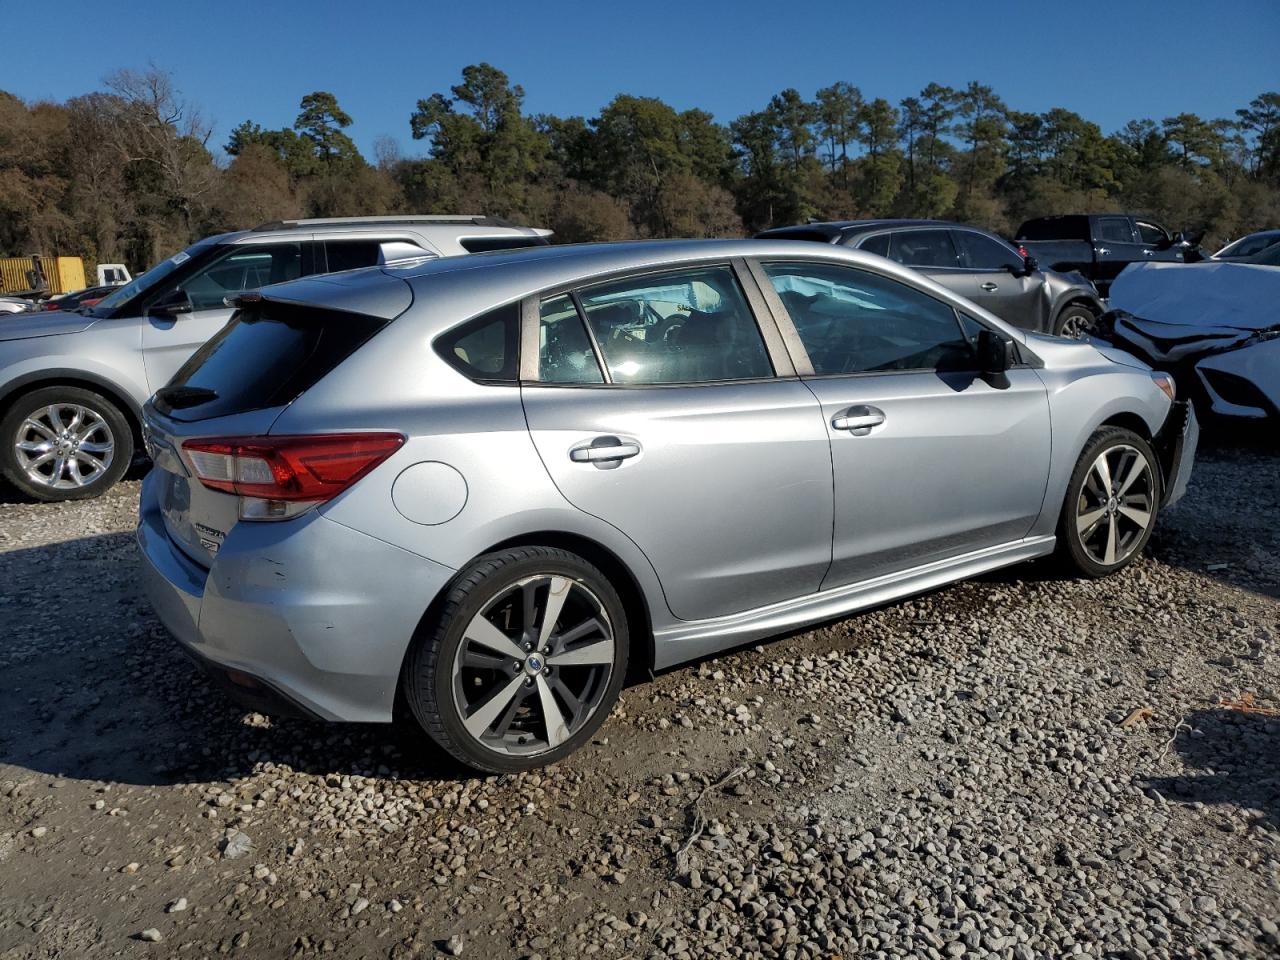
[1151,372,1176,401]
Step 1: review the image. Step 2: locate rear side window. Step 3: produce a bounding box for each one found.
[435,302,520,383]
[889,230,960,268]
[538,294,604,384]
[325,239,431,272]
[156,301,391,421]
[1016,216,1087,241]
[459,235,548,253]
[575,266,773,384]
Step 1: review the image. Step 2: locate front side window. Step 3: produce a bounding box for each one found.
[180,243,304,310]
[1096,218,1135,244]
[857,233,891,257]
[954,231,1022,271]
[1135,222,1167,246]
[889,230,960,268]
[574,266,773,385]
[763,261,975,375]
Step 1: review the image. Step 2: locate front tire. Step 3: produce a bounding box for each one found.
[1057,426,1161,578]
[1054,304,1098,339]
[403,547,628,773]
[0,386,134,501]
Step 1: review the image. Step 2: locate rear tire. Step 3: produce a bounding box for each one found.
[1057,426,1161,578]
[0,386,134,501]
[403,546,628,773]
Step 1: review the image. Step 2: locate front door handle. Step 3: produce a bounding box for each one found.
[980,281,999,292]
[1097,246,1110,256]
[570,436,640,466]
[831,406,886,435]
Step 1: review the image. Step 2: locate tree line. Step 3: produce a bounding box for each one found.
[1,63,1277,272]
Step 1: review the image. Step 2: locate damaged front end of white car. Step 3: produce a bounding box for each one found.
[1097,261,1280,420]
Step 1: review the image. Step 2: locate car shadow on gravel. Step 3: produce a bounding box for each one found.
[0,532,483,789]
[1144,706,1280,830]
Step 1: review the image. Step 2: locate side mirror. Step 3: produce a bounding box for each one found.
[148,289,193,318]
[1022,255,1039,275]
[976,329,1014,374]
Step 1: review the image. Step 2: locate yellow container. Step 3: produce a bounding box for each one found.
[0,255,87,295]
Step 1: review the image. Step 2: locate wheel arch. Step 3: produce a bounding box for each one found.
[1052,296,1103,333]
[481,531,656,683]
[393,530,657,723]
[1098,410,1153,441]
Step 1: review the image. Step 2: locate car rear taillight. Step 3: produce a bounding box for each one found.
[1017,244,1029,258]
[182,433,404,520]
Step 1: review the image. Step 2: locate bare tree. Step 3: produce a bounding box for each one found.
[373,134,402,171]
[103,66,218,253]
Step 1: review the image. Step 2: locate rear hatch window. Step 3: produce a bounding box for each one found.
[155,299,392,422]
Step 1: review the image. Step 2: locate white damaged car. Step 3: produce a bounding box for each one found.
[1102,261,1280,421]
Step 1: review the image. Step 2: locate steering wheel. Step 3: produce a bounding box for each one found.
[641,302,666,327]
[653,312,689,352]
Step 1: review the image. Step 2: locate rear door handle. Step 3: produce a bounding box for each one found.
[1097,247,1110,256]
[980,281,999,292]
[570,437,640,465]
[831,406,885,435]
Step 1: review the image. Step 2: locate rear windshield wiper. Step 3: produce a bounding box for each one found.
[155,385,219,409]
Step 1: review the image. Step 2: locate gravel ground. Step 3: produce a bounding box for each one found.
[0,440,1277,960]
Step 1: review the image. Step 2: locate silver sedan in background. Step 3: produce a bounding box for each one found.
[755,220,1107,338]
[137,240,1197,772]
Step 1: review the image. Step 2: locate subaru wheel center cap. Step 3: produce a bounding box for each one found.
[524,654,544,676]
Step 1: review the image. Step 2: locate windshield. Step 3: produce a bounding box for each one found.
[1247,241,1280,266]
[89,246,200,315]
[1221,233,1280,259]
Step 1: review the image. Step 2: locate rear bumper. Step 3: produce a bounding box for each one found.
[137,471,456,723]
[1154,400,1198,508]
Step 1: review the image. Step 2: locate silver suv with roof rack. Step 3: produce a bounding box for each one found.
[0,215,550,501]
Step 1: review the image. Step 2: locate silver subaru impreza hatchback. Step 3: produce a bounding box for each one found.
[138,240,1197,772]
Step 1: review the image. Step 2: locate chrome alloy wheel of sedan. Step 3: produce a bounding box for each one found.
[1074,443,1154,566]
[451,575,616,758]
[13,403,115,491]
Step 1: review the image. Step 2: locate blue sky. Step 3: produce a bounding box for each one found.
[3,0,1277,159]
